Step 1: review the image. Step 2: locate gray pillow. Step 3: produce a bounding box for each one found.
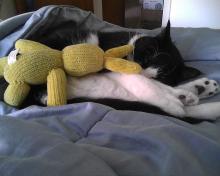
[171,28,220,61]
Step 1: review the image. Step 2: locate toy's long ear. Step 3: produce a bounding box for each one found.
[0,57,7,76]
[105,45,134,58]
[157,20,171,43]
[104,56,142,74]
[15,39,53,53]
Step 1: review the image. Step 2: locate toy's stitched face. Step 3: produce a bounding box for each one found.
[133,23,201,86]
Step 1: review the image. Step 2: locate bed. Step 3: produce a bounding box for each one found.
[0,5,220,176]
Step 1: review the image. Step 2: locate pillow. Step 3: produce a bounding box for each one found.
[171,28,220,61]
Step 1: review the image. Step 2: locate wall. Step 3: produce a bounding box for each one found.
[0,0,16,20]
[93,0,102,20]
[34,0,93,11]
[102,0,125,26]
[169,0,220,29]
[125,0,163,29]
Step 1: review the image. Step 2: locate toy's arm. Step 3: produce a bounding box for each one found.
[4,82,30,106]
[104,57,142,74]
[104,45,134,58]
[0,57,7,76]
[47,68,67,106]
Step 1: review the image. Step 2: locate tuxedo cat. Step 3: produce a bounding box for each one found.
[32,22,219,121]
[1,22,219,120]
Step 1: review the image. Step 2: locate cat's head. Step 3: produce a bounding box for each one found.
[133,21,201,85]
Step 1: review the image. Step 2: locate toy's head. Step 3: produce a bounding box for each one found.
[3,40,63,85]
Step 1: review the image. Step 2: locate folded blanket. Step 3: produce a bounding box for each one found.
[0,103,220,176]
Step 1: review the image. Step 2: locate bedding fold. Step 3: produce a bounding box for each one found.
[0,103,219,176]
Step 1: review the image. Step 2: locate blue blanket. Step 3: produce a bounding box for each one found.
[1,103,220,176]
[0,6,220,176]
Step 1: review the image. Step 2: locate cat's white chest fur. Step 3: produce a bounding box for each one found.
[67,73,138,101]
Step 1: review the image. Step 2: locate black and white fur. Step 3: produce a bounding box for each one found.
[34,23,220,120]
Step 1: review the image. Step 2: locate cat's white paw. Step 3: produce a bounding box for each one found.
[178,78,220,99]
[194,78,219,99]
[174,89,199,106]
[160,94,186,118]
[184,102,220,121]
[162,101,186,118]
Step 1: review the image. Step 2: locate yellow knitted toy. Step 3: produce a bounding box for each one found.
[0,39,142,107]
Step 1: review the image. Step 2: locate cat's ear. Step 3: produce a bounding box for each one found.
[158,20,171,41]
[180,66,202,81]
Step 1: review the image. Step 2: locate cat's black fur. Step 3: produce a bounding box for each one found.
[99,22,201,85]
